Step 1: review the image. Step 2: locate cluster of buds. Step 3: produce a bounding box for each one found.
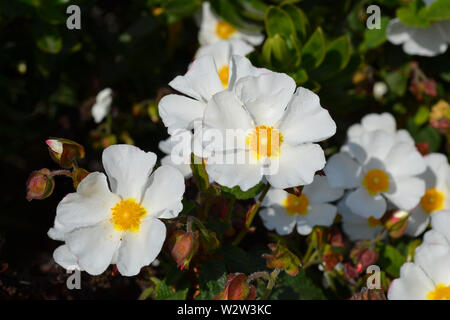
[344,241,378,280]
[322,228,345,271]
[349,287,386,300]
[214,273,256,300]
[262,243,301,276]
[409,62,437,101]
[46,138,85,168]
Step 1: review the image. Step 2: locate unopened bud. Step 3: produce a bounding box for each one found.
[46,138,85,168]
[385,210,409,238]
[26,169,55,201]
[72,167,90,189]
[263,243,301,276]
[214,273,256,300]
[169,230,199,270]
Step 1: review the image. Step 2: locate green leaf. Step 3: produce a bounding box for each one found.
[237,0,268,21]
[414,125,442,152]
[211,0,261,32]
[220,181,265,200]
[359,16,389,51]
[196,260,228,300]
[163,0,201,23]
[426,0,450,22]
[301,27,326,71]
[265,6,296,38]
[190,153,209,192]
[376,243,406,278]
[414,105,430,126]
[311,35,352,80]
[397,0,430,27]
[289,68,308,85]
[36,34,62,54]
[280,3,309,43]
[384,68,409,96]
[154,279,188,300]
[262,34,300,71]
[270,270,325,300]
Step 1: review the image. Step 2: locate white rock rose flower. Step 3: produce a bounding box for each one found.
[259,175,343,235]
[48,144,185,276]
[388,243,450,300]
[325,129,426,219]
[202,71,336,191]
[422,210,450,247]
[159,130,193,179]
[406,153,450,237]
[92,88,113,123]
[198,2,264,47]
[337,194,385,241]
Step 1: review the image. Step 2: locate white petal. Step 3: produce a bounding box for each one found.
[158,94,205,134]
[102,144,157,200]
[388,263,434,300]
[237,32,265,46]
[53,245,82,271]
[395,129,415,146]
[198,2,220,46]
[266,143,325,189]
[205,149,263,191]
[346,187,387,219]
[303,175,344,203]
[403,23,448,57]
[259,207,296,235]
[160,154,192,179]
[386,18,413,45]
[431,210,450,244]
[423,229,450,247]
[346,130,395,165]
[303,203,337,228]
[405,207,430,237]
[228,55,270,88]
[437,20,450,43]
[422,153,449,189]
[141,166,185,219]
[169,55,223,102]
[261,188,288,207]
[116,218,166,276]
[234,72,296,126]
[361,112,396,134]
[66,221,121,275]
[384,142,426,177]
[55,172,120,233]
[324,152,362,189]
[414,244,450,285]
[278,87,336,145]
[384,176,425,211]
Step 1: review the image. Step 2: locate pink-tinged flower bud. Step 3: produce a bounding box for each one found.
[384,210,409,239]
[262,243,301,276]
[350,240,379,270]
[344,262,359,280]
[169,230,199,270]
[46,138,85,168]
[26,169,55,201]
[214,273,256,300]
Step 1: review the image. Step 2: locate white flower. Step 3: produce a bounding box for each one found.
[195,39,254,70]
[406,154,450,237]
[372,81,388,100]
[198,2,264,47]
[159,55,268,136]
[386,17,450,57]
[388,243,450,300]
[325,129,426,219]
[422,210,450,247]
[92,88,113,123]
[48,144,185,276]
[337,194,385,241]
[259,175,343,235]
[345,112,415,147]
[202,71,336,191]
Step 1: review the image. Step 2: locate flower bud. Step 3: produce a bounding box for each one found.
[350,287,386,300]
[322,251,343,271]
[373,81,388,100]
[169,230,199,270]
[214,273,256,300]
[46,138,85,168]
[263,243,301,276]
[72,167,90,189]
[384,209,409,239]
[26,169,55,201]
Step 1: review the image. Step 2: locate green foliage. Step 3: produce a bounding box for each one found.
[270,270,326,300]
[376,243,406,278]
[220,181,265,199]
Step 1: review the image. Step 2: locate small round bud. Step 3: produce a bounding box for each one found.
[26,169,55,201]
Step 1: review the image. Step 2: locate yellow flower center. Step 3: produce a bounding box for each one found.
[218,65,229,88]
[215,20,236,39]
[246,125,283,161]
[283,194,309,216]
[427,284,450,300]
[110,199,147,232]
[362,169,390,195]
[368,216,382,228]
[420,188,445,213]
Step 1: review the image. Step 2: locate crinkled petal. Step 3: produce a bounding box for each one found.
[430,210,450,244]
[386,18,413,45]
[303,175,344,203]
[259,207,296,235]
[414,244,450,285]
[53,245,82,271]
[324,152,362,189]
[388,263,434,300]
[405,207,430,237]
[346,187,387,219]
[384,142,426,178]
[384,176,425,211]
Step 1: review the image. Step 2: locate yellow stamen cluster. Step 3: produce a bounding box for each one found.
[218,65,229,88]
[420,188,445,213]
[362,169,390,195]
[283,194,309,216]
[246,125,283,161]
[427,284,450,300]
[215,20,236,39]
[110,199,147,232]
